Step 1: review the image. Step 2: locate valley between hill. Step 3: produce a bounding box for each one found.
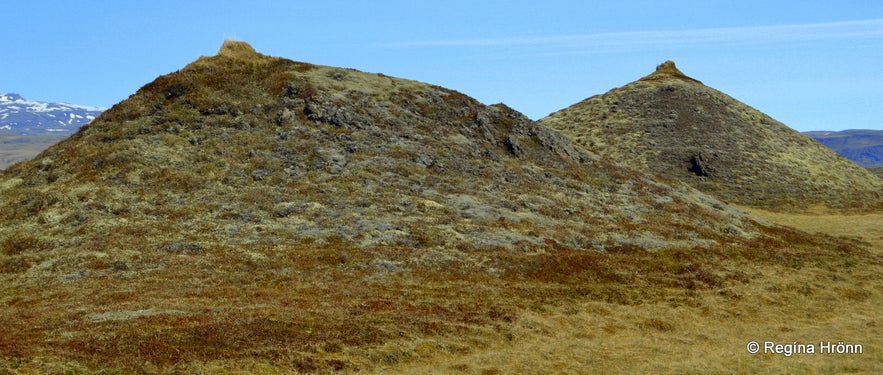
[0,133,69,170]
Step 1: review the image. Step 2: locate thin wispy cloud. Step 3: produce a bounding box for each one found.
[382,18,883,50]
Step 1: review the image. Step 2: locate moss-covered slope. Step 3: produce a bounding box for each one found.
[542,61,883,211]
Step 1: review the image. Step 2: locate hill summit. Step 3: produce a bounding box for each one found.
[541,61,883,210]
[639,61,702,84]
[0,43,842,371]
[215,39,262,59]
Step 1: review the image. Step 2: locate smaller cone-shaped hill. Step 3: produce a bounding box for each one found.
[542,61,883,210]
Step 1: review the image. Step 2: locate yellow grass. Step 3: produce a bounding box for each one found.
[1,209,879,374]
[368,208,883,374]
[740,205,883,253]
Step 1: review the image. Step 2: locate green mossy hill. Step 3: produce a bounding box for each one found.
[1,43,763,259]
[541,61,883,211]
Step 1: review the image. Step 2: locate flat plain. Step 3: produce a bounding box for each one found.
[0,133,70,170]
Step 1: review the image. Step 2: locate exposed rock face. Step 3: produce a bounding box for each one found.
[688,152,717,178]
[541,61,883,210]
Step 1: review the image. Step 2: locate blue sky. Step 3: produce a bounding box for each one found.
[4,1,882,131]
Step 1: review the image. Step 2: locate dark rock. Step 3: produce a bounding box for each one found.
[165,83,187,100]
[688,152,716,177]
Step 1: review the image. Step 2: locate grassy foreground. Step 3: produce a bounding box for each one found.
[367,208,881,374]
[382,209,882,374]
[0,210,879,374]
[741,205,882,252]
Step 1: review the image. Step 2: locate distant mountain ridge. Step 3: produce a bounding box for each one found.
[0,93,104,135]
[803,129,883,168]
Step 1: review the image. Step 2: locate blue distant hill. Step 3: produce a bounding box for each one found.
[0,93,105,135]
[804,129,883,168]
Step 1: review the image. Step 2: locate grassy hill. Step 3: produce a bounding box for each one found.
[541,62,883,211]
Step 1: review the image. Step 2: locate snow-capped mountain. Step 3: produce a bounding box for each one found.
[0,93,105,135]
